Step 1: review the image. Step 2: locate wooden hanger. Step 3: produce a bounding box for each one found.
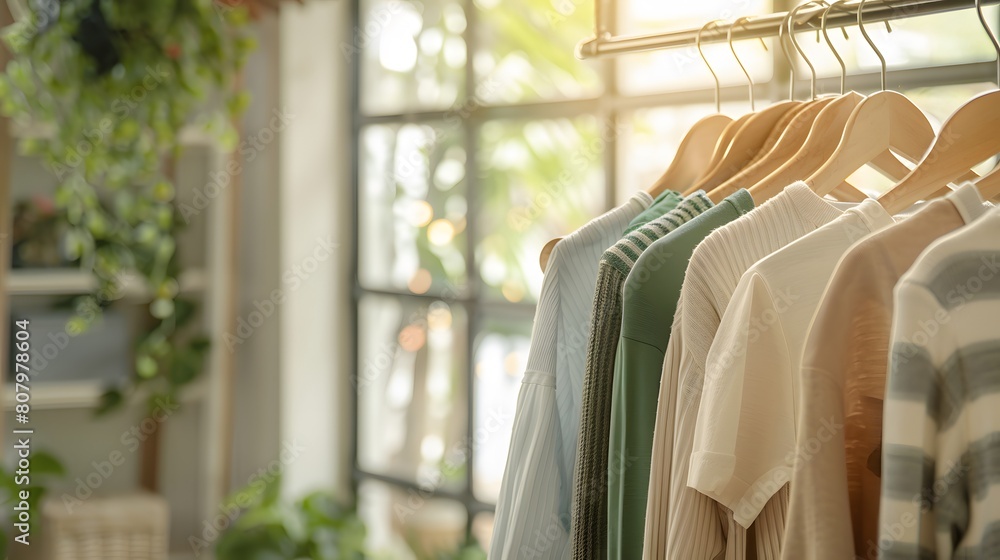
[974,164,1000,199]
[648,114,732,197]
[805,0,953,198]
[747,0,911,203]
[877,0,1000,213]
[684,16,800,196]
[653,21,737,197]
[540,21,737,272]
[877,90,1000,213]
[709,2,843,203]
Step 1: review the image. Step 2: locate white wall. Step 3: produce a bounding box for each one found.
[276,0,354,501]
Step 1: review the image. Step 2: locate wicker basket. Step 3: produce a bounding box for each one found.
[42,493,169,560]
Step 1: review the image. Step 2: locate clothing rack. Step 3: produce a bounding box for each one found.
[578,0,1000,59]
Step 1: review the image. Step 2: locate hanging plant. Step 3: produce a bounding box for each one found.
[0,0,256,410]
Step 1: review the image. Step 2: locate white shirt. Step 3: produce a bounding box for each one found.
[490,192,652,560]
[689,199,893,539]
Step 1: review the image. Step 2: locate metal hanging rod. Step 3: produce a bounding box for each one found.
[578,0,1000,58]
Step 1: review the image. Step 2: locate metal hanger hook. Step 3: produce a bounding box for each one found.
[821,0,852,94]
[697,20,725,113]
[858,0,890,91]
[976,0,1000,85]
[788,1,830,100]
[729,16,767,111]
[779,9,798,100]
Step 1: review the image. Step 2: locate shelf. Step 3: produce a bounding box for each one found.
[3,378,209,411]
[7,268,206,298]
[10,121,223,147]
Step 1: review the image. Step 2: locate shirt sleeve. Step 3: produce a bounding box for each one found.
[878,281,957,559]
[689,271,796,528]
[490,374,569,560]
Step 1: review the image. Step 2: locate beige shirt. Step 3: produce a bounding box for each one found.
[781,184,988,560]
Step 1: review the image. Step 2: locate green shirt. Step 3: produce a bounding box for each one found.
[606,189,754,560]
[623,190,683,234]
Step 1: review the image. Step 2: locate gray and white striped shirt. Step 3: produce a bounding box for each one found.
[880,205,1000,560]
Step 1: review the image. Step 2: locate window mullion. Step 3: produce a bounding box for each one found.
[462,0,480,542]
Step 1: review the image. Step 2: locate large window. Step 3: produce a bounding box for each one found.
[350,0,1000,555]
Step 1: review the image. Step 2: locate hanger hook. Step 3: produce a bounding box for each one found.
[789,1,828,100]
[697,20,724,113]
[779,9,798,100]
[857,0,889,91]
[821,0,852,94]
[976,0,1000,85]
[729,17,767,111]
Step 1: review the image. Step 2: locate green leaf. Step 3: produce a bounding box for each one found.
[136,354,158,378]
[30,450,66,477]
[150,297,174,319]
[95,389,124,416]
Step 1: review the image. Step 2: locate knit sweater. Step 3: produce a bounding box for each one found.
[569,192,712,560]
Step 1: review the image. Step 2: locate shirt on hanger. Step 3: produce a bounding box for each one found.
[879,205,1000,559]
[645,182,847,560]
[782,184,988,560]
[624,190,685,234]
[609,190,755,560]
[688,199,895,550]
[490,191,653,560]
[571,192,712,560]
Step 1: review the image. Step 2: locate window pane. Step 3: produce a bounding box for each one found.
[472,512,495,553]
[359,0,466,115]
[476,116,606,303]
[472,314,532,502]
[792,8,1000,85]
[358,295,469,492]
[360,123,469,297]
[616,101,749,204]
[474,0,602,104]
[358,479,468,558]
[616,0,774,95]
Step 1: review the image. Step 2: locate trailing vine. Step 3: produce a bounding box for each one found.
[0,0,256,411]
